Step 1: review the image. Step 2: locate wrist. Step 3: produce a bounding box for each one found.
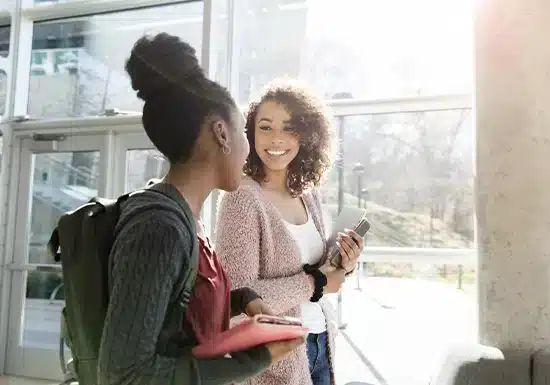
[303,264,327,302]
[232,287,261,314]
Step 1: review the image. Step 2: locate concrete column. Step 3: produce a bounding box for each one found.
[476,0,550,350]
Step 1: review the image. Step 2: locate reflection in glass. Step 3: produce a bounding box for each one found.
[233,0,472,103]
[125,149,168,193]
[0,23,9,116]
[28,151,100,264]
[23,269,63,349]
[28,2,203,118]
[0,23,10,57]
[33,0,67,4]
[320,109,474,248]
[0,70,6,115]
[24,151,99,350]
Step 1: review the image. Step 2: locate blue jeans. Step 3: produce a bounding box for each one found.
[307,332,331,385]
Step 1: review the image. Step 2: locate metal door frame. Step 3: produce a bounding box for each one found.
[4,133,108,380]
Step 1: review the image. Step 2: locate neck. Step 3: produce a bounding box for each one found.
[262,168,289,194]
[163,162,215,218]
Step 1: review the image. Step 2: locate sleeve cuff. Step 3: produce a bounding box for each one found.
[230,287,262,316]
[188,345,271,385]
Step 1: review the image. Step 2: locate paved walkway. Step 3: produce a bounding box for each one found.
[331,278,477,385]
[22,277,477,385]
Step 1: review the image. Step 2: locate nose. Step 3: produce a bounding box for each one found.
[271,137,284,145]
[270,130,285,144]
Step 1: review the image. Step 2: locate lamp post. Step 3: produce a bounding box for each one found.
[361,188,369,209]
[332,92,353,331]
[350,163,365,295]
[332,92,352,213]
[353,163,365,208]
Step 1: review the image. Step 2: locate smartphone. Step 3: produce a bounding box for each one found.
[256,315,303,327]
[354,218,371,239]
[192,314,307,359]
[329,217,370,268]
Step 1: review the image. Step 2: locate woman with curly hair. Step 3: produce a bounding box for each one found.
[215,80,365,385]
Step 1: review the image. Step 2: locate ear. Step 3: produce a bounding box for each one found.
[210,119,230,149]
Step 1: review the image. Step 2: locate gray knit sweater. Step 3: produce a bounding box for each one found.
[97,188,271,385]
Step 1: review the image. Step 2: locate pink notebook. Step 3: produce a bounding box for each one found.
[192,315,309,359]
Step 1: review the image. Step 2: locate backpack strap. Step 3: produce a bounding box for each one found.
[146,183,194,215]
[145,182,198,301]
[140,182,200,354]
[48,228,61,262]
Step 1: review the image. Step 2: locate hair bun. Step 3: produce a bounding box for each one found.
[125,33,205,102]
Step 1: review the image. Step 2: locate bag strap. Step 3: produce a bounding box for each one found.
[146,183,194,217]
[48,228,61,262]
[145,183,198,293]
[143,183,200,354]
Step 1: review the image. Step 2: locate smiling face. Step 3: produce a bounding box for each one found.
[254,100,300,174]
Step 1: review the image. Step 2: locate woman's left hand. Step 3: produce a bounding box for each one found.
[337,229,365,273]
[245,298,275,317]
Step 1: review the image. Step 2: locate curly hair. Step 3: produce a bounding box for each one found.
[243,80,335,197]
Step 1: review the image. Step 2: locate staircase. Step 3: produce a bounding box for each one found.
[32,153,98,214]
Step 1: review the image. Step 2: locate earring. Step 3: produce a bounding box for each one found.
[223,145,231,155]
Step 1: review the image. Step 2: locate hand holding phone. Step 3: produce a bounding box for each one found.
[330,217,370,270]
[192,315,308,359]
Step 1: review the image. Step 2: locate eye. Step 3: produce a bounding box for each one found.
[258,125,271,132]
[283,126,295,132]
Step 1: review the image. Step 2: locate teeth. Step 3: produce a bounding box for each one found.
[267,150,287,156]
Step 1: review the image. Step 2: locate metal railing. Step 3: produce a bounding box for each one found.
[35,153,97,188]
[31,153,97,217]
[334,247,476,328]
[359,247,476,265]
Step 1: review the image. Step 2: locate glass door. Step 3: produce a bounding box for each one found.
[112,132,167,196]
[5,134,107,380]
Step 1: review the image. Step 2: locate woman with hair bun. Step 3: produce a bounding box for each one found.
[97,33,303,385]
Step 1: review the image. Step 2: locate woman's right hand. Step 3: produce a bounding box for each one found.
[319,264,346,293]
[265,337,306,364]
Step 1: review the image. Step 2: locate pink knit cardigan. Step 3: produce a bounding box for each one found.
[215,177,338,385]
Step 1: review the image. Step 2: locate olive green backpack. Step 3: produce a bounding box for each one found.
[47,184,198,385]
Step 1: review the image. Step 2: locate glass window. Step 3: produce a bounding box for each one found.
[0,22,10,116]
[32,0,82,4]
[28,1,203,118]
[125,149,168,193]
[233,0,473,103]
[24,269,64,349]
[28,151,100,264]
[0,23,10,57]
[24,151,99,351]
[0,69,7,116]
[320,109,474,248]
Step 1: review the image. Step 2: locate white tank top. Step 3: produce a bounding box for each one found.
[285,212,327,334]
